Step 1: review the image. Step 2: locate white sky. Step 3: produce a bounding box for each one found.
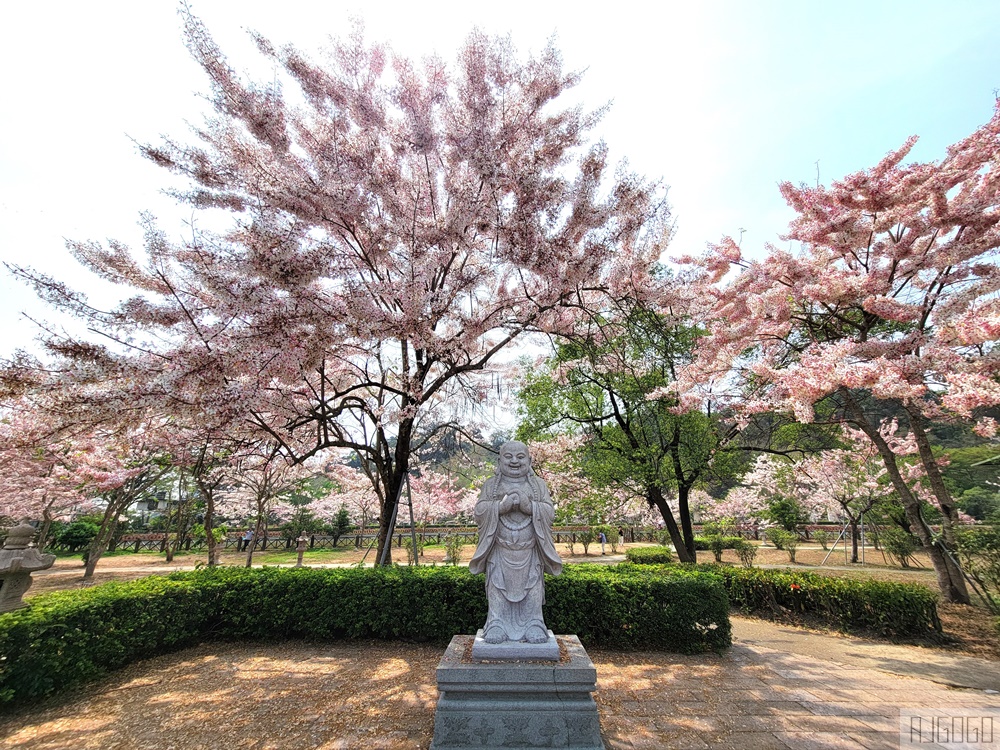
[1,0,999,356]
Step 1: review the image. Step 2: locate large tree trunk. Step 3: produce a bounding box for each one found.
[668,430,700,559]
[244,507,266,568]
[376,473,404,566]
[648,486,696,563]
[84,493,128,578]
[37,501,55,551]
[203,488,218,566]
[844,392,970,603]
[676,485,697,560]
[849,518,859,563]
[374,418,415,566]
[164,500,176,563]
[904,404,962,547]
[192,448,222,567]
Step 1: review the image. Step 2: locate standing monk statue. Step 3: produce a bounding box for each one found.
[469,441,563,645]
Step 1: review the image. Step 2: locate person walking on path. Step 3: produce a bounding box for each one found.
[599,531,607,555]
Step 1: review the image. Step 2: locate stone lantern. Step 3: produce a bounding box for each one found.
[0,522,56,613]
[295,535,309,568]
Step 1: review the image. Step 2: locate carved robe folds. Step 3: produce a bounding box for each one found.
[468,474,562,643]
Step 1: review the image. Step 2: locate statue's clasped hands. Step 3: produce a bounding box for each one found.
[500,492,532,515]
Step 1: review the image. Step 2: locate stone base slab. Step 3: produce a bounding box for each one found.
[471,628,560,661]
[430,634,604,750]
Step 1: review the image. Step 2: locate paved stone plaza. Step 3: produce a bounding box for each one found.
[3,616,999,749]
[597,641,999,750]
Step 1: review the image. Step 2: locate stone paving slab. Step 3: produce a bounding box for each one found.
[595,641,1000,749]
[732,615,1000,690]
[3,622,1000,749]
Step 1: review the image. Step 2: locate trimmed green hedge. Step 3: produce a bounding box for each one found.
[548,564,730,651]
[714,566,941,637]
[693,536,744,551]
[623,561,941,638]
[625,546,675,564]
[625,538,743,562]
[0,564,730,708]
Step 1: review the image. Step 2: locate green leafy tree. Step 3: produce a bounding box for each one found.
[329,506,352,547]
[955,526,1000,612]
[958,487,1000,522]
[517,301,720,562]
[764,497,806,532]
[55,519,100,553]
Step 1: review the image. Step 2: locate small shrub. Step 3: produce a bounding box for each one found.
[881,526,920,569]
[733,539,757,568]
[812,530,831,550]
[578,527,596,555]
[692,536,743,551]
[444,534,465,565]
[764,497,805,532]
[765,528,785,550]
[328,507,353,546]
[783,534,799,563]
[400,534,425,564]
[54,520,99,552]
[625,546,674,564]
[768,529,799,562]
[656,530,673,547]
[701,521,724,537]
[706,534,726,563]
[715,517,740,537]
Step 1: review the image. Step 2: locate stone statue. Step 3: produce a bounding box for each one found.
[469,441,562,646]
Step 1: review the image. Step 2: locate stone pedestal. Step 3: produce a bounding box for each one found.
[471,628,560,661]
[430,634,605,750]
[0,522,56,613]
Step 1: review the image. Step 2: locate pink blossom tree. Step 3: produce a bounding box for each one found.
[799,426,899,562]
[407,470,474,526]
[6,13,667,565]
[215,442,321,567]
[74,429,172,578]
[0,403,99,544]
[317,453,382,536]
[698,486,766,536]
[685,100,1000,602]
[712,454,825,533]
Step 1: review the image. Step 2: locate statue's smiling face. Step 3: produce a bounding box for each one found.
[499,444,530,478]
